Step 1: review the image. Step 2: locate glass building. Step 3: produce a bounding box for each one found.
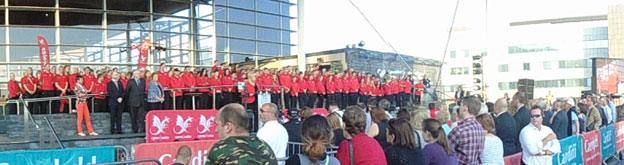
[0,0,297,92]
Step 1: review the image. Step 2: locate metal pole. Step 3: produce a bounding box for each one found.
[69,96,73,114]
[16,101,20,115]
[192,95,196,110]
[281,86,285,110]
[297,0,306,72]
[212,88,216,110]
[172,91,176,110]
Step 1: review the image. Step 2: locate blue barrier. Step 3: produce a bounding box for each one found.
[552,135,583,165]
[0,146,116,165]
[601,124,616,161]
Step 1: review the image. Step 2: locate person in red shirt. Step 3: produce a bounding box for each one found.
[334,72,346,109]
[68,67,79,93]
[243,73,258,132]
[21,68,39,113]
[8,73,21,114]
[181,66,196,109]
[315,75,326,108]
[289,75,300,110]
[169,68,185,109]
[415,81,425,105]
[55,66,70,113]
[209,71,223,108]
[39,65,56,114]
[93,74,108,113]
[221,70,237,106]
[347,72,359,106]
[279,69,293,110]
[158,63,172,109]
[196,69,211,109]
[120,72,129,89]
[325,73,337,108]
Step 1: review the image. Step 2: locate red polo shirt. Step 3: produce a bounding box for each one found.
[84,73,96,92]
[159,71,170,88]
[54,74,69,91]
[415,84,425,96]
[221,76,236,93]
[8,79,21,98]
[243,81,256,104]
[290,79,300,96]
[120,77,128,89]
[68,73,78,91]
[197,76,210,93]
[21,75,37,94]
[315,79,325,94]
[208,76,222,93]
[40,71,55,91]
[93,81,107,99]
[170,76,185,97]
[182,72,196,88]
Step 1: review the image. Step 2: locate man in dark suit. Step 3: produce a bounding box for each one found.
[454,86,464,105]
[493,98,519,156]
[126,70,147,133]
[108,72,125,134]
[512,92,530,133]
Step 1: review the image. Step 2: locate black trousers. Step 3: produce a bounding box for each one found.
[128,105,146,133]
[348,93,358,106]
[23,93,36,114]
[199,93,213,109]
[40,90,56,114]
[298,93,307,108]
[316,94,325,108]
[284,92,292,110]
[246,101,258,132]
[233,93,242,104]
[183,94,193,109]
[174,96,183,109]
[289,95,298,110]
[223,92,234,106]
[415,94,422,105]
[338,93,348,109]
[400,92,410,107]
[109,102,123,134]
[163,91,172,110]
[94,99,107,113]
[8,96,18,114]
[148,102,162,112]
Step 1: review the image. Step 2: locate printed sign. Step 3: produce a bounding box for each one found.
[37,35,50,70]
[135,140,218,165]
[582,130,602,165]
[0,146,115,165]
[146,110,219,143]
[616,122,624,152]
[552,135,583,165]
[601,124,616,160]
[258,92,271,111]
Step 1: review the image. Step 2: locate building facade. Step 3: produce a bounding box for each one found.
[0,0,297,93]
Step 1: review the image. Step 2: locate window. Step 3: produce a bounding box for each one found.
[559,60,589,69]
[498,64,508,72]
[450,67,470,75]
[450,51,456,58]
[463,50,469,58]
[543,61,551,70]
[523,63,530,71]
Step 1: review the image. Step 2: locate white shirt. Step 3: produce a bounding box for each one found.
[257,120,289,165]
[519,123,561,165]
[481,134,504,165]
[601,106,613,124]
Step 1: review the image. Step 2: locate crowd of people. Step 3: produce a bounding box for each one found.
[203,89,622,165]
[6,61,431,135]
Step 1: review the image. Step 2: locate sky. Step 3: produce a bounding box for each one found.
[302,0,613,60]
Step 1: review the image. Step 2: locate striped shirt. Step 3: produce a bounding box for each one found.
[449,117,486,165]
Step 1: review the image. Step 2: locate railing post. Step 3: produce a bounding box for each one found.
[91,96,95,113]
[16,100,20,115]
[69,96,73,114]
[281,86,285,110]
[212,87,216,110]
[172,91,176,110]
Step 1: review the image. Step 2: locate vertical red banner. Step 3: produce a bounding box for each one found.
[37,35,50,70]
[135,38,150,70]
[582,130,602,165]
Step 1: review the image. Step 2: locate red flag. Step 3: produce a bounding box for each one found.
[136,38,151,70]
[37,35,50,70]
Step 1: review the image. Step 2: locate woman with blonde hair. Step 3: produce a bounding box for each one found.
[409,107,430,149]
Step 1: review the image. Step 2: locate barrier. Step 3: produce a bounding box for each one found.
[616,122,624,152]
[552,135,583,165]
[601,124,616,161]
[134,140,218,165]
[0,146,116,165]
[146,110,219,143]
[503,152,522,165]
[582,130,602,165]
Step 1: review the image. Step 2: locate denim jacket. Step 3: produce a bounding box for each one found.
[147,81,163,103]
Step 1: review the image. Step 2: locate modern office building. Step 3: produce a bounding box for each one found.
[0,0,297,93]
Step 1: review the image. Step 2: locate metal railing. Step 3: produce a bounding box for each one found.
[7,94,98,115]
[165,84,288,111]
[93,159,161,165]
[43,116,64,149]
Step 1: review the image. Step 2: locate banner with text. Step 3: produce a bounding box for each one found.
[616,122,624,152]
[37,35,50,70]
[601,124,616,161]
[582,130,602,165]
[135,140,218,165]
[552,135,583,165]
[146,110,219,143]
[0,146,115,165]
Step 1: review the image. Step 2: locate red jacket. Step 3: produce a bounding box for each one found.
[182,72,196,89]
[208,76,222,94]
[170,76,185,97]
[326,79,336,94]
[243,81,256,104]
[197,76,211,93]
[315,79,325,94]
[40,71,55,91]
[68,73,78,91]
[348,77,360,93]
[54,74,69,92]
[337,133,387,165]
[83,73,96,92]
[415,83,425,96]
[334,78,344,93]
[8,80,21,98]
[402,80,412,94]
[290,79,300,96]
[279,74,292,91]
[159,71,170,88]
[120,77,128,89]
[21,76,37,94]
[221,76,236,93]
[93,81,107,100]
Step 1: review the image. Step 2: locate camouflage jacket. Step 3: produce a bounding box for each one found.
[206,136,278,165]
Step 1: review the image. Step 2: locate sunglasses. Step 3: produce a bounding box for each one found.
[530,114,541,119]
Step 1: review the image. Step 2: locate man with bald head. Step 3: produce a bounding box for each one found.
[207,103,277,165]
[493,98,519,156]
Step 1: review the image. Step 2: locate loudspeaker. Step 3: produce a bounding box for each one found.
[517,79,534,100]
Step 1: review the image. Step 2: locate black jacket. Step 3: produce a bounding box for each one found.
[494,111,519,156]
[126,78,146,108]
[107,80,125,106]
[514,105,530,134]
